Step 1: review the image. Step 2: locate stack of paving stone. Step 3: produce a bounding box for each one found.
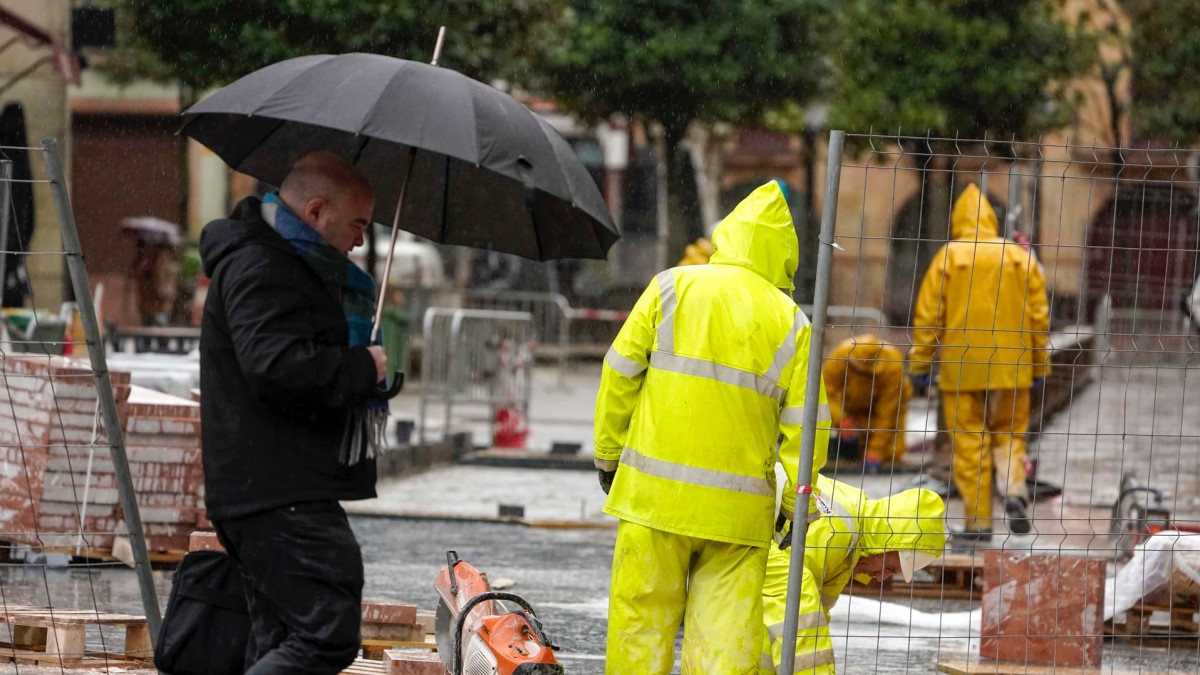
[0,354,205,554]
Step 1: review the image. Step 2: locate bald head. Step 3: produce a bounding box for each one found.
[280,151,374,207]
[278,151,375,256]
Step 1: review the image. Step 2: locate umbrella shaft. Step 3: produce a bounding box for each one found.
[371,147,418,343]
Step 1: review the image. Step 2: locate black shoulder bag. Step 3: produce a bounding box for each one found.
[154,550,251,675]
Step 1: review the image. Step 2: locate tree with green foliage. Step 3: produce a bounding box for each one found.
[531,0,832,267]
[109,0,556,90]
[828,0,1094,140]
[823,0,1095,321]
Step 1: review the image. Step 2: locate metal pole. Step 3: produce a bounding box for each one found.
[42,139,163,642]
[778,130,844,673]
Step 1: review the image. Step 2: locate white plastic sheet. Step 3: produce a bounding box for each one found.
[1105,530,1200,621]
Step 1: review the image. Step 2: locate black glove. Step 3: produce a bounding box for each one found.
[775,514,793,550]
[598,469,617,494]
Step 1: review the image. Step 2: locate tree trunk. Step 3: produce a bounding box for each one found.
[690,124,725,232]
[652,125,670,271]
[660,120,703,270]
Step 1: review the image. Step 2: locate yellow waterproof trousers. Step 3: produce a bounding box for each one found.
[607,520,767,674]
[759,544,836,674]
[942,388,1031,531]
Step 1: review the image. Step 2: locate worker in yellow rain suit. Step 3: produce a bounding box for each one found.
[595,181,831,674]
[676,237,714,266]
[908,184,1050,544]
[760,473,947,673]
[822,335,912,472]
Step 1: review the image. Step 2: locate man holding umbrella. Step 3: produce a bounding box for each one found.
[200,151,389,672]
[183,49,619,672]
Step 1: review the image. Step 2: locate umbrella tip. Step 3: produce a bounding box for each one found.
[431,26,447,66]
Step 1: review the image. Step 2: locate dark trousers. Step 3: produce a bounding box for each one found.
[213,501,363,674]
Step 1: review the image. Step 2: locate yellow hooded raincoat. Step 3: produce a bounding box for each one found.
[908,184,1050,531]
[761,475,947,674]
[908,184,1050,391]
[596,181,831,674]
[822,335,912,463]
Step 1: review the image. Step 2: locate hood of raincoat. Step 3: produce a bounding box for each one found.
[710,181,799,293]
[856,487,947,559]
[950,183,1000,241]
[845,334,887,375]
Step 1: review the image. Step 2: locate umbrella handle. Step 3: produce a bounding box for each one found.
[377,370,405,399]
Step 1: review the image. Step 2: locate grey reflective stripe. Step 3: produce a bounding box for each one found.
[829,498,860,550]
[594,457,619,471]
[605,347,647,378]
[650,351,786,402]
[656,270,677,353]
[766,613,826,642]
[821,594,839,610]
[760,652,775,672]
[621,447,773,497]
[765,310,810,383]
[780,403,831,426]
[792,648,836,672]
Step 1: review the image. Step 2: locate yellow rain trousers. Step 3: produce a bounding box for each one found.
[607,520,768,674]
[943,388,1032,531]
[595,181,831,672]
[760,475,947,674]
[822,335,912,464]
[909,184,1049,530]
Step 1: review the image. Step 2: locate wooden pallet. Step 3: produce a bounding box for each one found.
[342,657,389,674]
[360,607,437,660]
[0,604,152,668]
[850,552,983,599]
[1105,602,1200,646]
[938,656,1171,674]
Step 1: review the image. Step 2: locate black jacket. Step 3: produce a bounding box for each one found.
[199,196,378,520]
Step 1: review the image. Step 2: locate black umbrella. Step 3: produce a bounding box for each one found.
[181,50,619,347]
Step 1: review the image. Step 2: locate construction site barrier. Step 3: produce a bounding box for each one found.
[417,308,536,445]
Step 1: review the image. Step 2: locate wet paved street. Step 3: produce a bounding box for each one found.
[4,361,1200,672]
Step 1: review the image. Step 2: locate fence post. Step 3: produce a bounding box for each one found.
[554,294,570,388]
[42,139,163,640]
[778,130,844,673]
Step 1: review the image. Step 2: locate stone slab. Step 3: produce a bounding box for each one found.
[979,551,1107,668]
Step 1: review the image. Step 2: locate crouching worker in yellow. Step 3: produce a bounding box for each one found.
[761,474,947,673]
[594,181,831,674]
[822,335,912,472]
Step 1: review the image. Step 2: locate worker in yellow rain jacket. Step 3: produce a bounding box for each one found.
[822,335,912,472]
[760,474,947,673]
[676,237,714,266]
[595,181,831,674]
[908,184,1050,544]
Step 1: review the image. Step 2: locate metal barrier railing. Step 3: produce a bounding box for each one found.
[465,290,570,381]
[417,308,536,444]
[1093,294,1199,366]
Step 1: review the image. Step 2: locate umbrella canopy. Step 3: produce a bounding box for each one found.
[181,53,618,261]
[120,216,183,246]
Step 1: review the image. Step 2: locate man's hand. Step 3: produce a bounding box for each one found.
[598,469,617,494]
[367,345,388,382]
[910,372,932,396]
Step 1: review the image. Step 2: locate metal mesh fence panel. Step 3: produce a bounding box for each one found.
[0,140,164,671]
[781,130,1200,673]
